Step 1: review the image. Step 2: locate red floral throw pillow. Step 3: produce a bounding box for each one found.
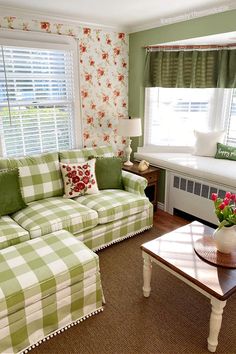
[60,159,99,198]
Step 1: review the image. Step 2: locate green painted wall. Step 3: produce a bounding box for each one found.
[129,10,236,203]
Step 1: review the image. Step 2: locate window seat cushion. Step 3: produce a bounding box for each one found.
[134,151,236,188]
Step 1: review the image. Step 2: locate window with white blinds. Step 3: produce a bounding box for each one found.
[226,90,236,146]
[0,45,75,156]
[144,87,236,147]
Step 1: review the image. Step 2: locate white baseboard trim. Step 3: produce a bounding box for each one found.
[157,202,164,210]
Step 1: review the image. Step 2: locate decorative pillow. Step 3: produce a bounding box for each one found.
[60,159,99,198]
[193,130,225,157]
[95,157,123,190]
[0,168,27,216]
[0,152,63,203]
[215,142,236,161]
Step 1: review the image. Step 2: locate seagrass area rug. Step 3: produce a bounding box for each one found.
[33,226,236,354]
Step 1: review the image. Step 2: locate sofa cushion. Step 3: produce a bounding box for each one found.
[0,152,63,203]
[76,205,153,251]
[0,168,27,216]
[75,190,150,224]
[59,145,114,163]
[0,216,30,250]
[11,197,98,238]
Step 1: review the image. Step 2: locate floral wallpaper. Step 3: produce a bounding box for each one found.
[0,16,79,36]
[0,16,129,156]
[79,28,128,155]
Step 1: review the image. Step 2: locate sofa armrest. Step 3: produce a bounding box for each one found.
[122,170,147,196]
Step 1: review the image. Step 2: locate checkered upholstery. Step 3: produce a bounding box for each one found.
[75,190,150,224]
[11,197,98,238]
[0,216,29,250]
[122,170,147,196]
[0,230,103,353]
[59,145,114,163]
[0,152,63,203]
[76,204,153,250]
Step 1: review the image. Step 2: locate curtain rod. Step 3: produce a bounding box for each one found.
[144,43,236,50]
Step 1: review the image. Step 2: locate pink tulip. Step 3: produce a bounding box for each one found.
[219,202,226,210]
[211,193,218,201]
[223,198,230,205]
[231,194,236,201]
[225,192,231,199]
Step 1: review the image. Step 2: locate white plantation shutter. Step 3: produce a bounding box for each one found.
[0,45,75,156]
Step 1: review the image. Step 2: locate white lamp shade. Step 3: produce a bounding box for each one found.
[117,118,142,137]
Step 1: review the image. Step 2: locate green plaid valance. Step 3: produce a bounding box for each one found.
[144,49,236,88]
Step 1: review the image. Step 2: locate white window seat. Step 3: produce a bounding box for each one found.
[134,151,236,188]
[134,148,236,225]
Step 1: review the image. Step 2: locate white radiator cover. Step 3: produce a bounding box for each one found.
[165,171,236,226]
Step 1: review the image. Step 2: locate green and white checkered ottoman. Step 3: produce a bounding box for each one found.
[0,230,103,354]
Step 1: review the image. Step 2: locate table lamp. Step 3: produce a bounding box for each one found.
[117,117,142,166]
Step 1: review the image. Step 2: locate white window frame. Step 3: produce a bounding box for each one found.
[0,28,82,156]
[144,87,235,150]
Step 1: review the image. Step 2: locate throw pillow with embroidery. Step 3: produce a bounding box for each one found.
[60,158,99,198]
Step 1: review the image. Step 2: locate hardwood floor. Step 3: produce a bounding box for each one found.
[153,208,189,233]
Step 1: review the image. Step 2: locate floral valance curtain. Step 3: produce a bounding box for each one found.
[144,49,236,88]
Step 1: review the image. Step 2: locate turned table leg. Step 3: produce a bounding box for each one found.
[207,298,227,352]
[142,253,152,297]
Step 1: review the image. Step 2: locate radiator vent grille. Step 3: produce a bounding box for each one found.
[173,176,231,200]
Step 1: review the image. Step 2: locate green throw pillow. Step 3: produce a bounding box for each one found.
[95,157,123,190]
[0,168,27,216]
[215,143,236,161]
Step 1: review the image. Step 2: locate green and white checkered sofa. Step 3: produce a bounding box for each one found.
[0,145,153,252]
[0,145,153,353]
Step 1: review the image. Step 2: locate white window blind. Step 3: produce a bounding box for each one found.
[226,90,236,146]
[145,87,236,147]
[0,45,75,156]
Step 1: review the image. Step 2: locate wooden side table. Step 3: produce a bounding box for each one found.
[122,162,159,210]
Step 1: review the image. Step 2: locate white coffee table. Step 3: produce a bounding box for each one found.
[141,221,236,352]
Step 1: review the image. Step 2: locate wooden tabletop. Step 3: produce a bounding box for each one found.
[141,221,236,301]
[122,162,159,176]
